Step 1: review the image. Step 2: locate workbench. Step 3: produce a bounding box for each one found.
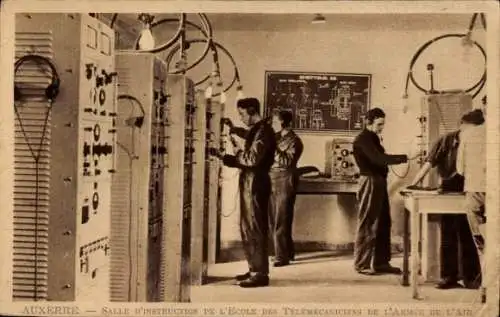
[297,176,359,195]
[399,191,483,300]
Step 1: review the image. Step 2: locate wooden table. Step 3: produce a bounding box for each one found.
[400,190,467,299]
[297,177,358,195]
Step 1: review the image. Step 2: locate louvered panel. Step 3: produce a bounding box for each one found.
[112,53,157,302]
[15,32,53,99]
[421,93,473,188]
[110,60,134,302]
[109,151,132,302]
[13,32,53,302]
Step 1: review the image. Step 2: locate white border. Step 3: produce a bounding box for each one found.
[0,1,498,316]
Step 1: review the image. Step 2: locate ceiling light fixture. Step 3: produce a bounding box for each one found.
[137,13,156,50]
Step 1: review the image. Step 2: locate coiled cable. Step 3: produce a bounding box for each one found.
[404,33,486,100]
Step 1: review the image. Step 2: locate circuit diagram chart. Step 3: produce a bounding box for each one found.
[264,71,371,132]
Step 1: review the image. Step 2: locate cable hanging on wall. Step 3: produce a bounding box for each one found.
[402,12,487,113]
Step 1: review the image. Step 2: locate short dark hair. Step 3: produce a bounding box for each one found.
[461,109,485,125]
[276,110,293,128]
[237,98,260,116]
[365,107,385,124]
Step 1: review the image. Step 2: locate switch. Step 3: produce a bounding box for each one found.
[93,124,101,142]
[80,257,89,273]
[99,89,106,106]
[85,63,94,79]
[81,205,89,224]
[92,192,99,211]
[102,70,117,85]
[83,143,91,156]
[103,243,110,256]
[96,75,104,88]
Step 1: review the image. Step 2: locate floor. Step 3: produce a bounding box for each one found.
[191,251,482,304]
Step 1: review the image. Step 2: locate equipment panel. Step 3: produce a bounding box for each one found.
[75,15,116,301]
[325,138,359,181]
[418,93,472,187]
[110,52,164,302]
[14,13,116,302]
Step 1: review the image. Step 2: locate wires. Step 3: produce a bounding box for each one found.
[115,93,145,301]
[109,13,242,96]
[117,94,145,128]
[390,164,410,179]
[220,170,240,218]
[14,54,60,301]
[404,33,487,101]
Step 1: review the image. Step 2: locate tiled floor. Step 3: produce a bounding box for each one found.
[191,252,481,304]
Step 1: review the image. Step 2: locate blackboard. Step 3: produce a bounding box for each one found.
[263,71,371,133]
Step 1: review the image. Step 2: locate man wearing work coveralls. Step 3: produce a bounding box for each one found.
[352,107,421,275]
[221,98,276,287]
[269,110,303,267]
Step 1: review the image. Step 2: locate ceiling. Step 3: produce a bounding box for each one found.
[105,13,473,34]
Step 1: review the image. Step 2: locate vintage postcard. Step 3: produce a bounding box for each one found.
[0,0,498,316]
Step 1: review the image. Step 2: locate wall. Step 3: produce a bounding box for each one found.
[116,14,487,259]
[202,22,486,259]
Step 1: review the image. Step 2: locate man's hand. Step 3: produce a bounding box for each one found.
[230,134,245,151]
[222,117,234,129]
[408,149,426,161]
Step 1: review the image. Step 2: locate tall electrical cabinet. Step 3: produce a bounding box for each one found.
[190,90,208,286]
[14,13,117,301]
[160,75,197,302]
[419,92,472,188]
[205,99,225,266]
[417,92,472,282]
[110,51,168,302]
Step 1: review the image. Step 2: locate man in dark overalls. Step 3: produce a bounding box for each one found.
[409,113,481,289]
[352,107,420,275]
[269,110,303,267]
[220,98,276,287]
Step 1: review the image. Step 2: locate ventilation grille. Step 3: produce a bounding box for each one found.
[13,31,54,301]
[147,92,166,302]
[429,94,472,136]
[109,67,133,302]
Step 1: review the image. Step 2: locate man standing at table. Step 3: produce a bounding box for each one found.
[352,107,421,275]
[409,112,482,289]
[456,109,486,275]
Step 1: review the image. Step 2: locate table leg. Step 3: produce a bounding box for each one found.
[410,201,420,299]
[401,208,409,286]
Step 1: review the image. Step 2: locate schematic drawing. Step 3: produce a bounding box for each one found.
[264,71,371,133]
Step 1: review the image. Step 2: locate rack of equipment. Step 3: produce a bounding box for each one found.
[416,91,472,283]
[13,13,117,301]
[110,51,167,302]
[417,92,472,187]
[204,96,226,269]
[159,75,196,302]
[324,138,359,181]
[190,89,208,285]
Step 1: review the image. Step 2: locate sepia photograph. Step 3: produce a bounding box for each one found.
[0,1,498,316]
